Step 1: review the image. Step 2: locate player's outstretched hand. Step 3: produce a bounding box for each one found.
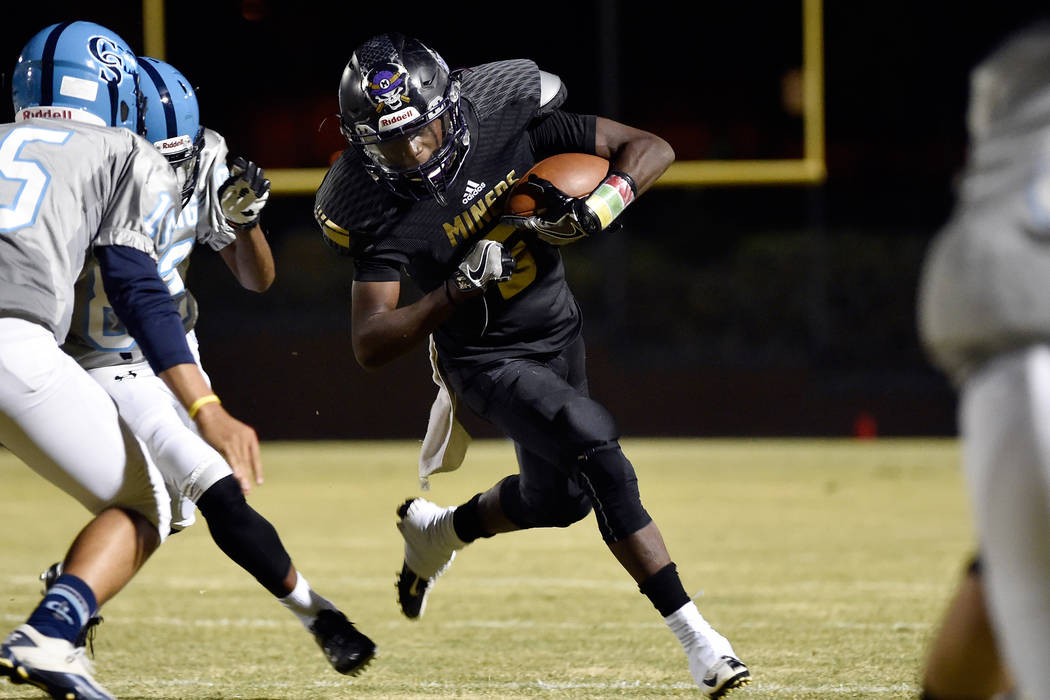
[500,174,601,246]
[447,239,514,302]
[194,403,263,494]
[219,156,270,228]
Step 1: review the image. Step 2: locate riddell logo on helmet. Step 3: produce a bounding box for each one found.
[156,135,191,154]
[19,107,75,121]
[378,107,420,132]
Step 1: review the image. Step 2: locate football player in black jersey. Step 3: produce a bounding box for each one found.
[315,33,749,697]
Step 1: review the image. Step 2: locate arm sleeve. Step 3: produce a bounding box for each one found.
[528,110,598,161]
[96,245,195,373]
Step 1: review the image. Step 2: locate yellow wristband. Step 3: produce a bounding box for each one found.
[188,393,221,420]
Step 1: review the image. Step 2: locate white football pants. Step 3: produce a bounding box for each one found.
[88,331,231,531]
[0,317,170,537]
[961,344,1050,698]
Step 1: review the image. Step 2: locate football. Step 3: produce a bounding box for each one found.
[506,153,609,217]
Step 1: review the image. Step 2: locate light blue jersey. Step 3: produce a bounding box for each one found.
[0,119,177,342]
[64,128,236,369]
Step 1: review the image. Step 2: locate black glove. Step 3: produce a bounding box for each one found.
[219,156,270,228]
[501,174,602,246]
[448,239,515,300]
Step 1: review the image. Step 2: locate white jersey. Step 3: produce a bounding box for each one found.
[917,21,1050,385]
[0,119,177,341]
[65,127,236,369]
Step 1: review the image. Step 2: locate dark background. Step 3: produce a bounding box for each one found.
[4,2,1047,440]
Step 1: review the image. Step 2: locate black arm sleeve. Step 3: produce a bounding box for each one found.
[96,245,195,374]
[528,110,598,161]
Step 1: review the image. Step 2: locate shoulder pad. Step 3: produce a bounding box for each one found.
[459,59,542,121]
[537,70,567,115]
[314,149,394,255]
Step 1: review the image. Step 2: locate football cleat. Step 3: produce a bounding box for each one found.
[0,624,116,700]
[309,609,376,676]
[395,498,460,619]
[697,655,751,699]
[39,562,104,653]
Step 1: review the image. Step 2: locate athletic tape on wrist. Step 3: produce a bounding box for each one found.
[583,170,637,231]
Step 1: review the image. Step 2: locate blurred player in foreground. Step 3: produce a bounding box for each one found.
[0,21,259,700]
[41,56,375,677]
[920,555,1014,699]
[918,16,1050,700]
[315,32,749,697]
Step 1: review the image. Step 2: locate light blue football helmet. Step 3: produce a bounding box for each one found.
[12,21,143,132]
[138,57,204,205]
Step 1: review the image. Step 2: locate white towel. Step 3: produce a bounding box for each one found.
[418,335,471,490]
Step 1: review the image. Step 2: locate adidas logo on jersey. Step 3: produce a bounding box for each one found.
[462,180,486,204]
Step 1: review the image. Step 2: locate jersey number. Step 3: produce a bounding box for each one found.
[0,127,72,232]
[85,238,194,351]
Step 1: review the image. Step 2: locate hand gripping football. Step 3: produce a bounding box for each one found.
[506,153,610,217]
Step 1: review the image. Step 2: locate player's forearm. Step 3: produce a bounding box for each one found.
[609,136,675,195]
[351,286,456,369]
[220,226,275,292]
[595,117,675,195]
[158,363,217,413]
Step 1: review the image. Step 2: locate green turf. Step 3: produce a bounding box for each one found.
[0,438,972,699]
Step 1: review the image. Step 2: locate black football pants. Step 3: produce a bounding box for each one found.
[444,336,651,542]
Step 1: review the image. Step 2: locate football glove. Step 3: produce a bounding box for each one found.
[501,174,603,246]
[219,156,270,228]
[449,239,515,297]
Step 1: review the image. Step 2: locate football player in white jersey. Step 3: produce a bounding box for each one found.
[918,16,1050,699]
[0,21,261,700]
[49,56,376,677]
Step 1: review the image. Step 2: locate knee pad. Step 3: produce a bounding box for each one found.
[575,442,651,543]
[498,475,593,530]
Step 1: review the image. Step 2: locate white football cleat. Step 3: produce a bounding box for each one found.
[0,624,116,699]
[395,498,462,619]
[696,654,751,698]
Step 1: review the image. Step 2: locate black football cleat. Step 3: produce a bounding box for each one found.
[310,609,376,676]
[396,561,433,619]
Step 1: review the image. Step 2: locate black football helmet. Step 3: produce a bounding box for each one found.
[338,33,469,206]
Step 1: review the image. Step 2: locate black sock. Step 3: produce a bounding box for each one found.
[452,493,492,543]
[639,562,690,617]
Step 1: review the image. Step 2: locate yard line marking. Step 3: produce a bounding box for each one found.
[107,678,919,694]
[2,611,932,634]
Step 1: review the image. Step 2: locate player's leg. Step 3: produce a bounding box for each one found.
[961,345,1050,699]
[406,337,748,696]
[0,318,166,699]
[85,355,376,675]
[921,555,1014,700]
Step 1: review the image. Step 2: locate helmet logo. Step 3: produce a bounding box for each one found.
[364,62,411,113]
[88,35,128,85]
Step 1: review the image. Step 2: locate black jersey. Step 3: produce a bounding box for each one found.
[315,59,598,370]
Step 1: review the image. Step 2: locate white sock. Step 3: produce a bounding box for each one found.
[664,601,735,662]
[278,572,337,630]
[435,505,468,550]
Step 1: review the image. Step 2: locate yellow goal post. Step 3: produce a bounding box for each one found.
[141,0,824,193]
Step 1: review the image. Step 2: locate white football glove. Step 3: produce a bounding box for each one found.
[219,156,270,228]
[449,239,515,296]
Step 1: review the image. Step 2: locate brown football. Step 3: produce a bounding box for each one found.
[506,153,610,216]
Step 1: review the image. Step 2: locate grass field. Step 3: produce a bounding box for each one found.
[0,438,973,699]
